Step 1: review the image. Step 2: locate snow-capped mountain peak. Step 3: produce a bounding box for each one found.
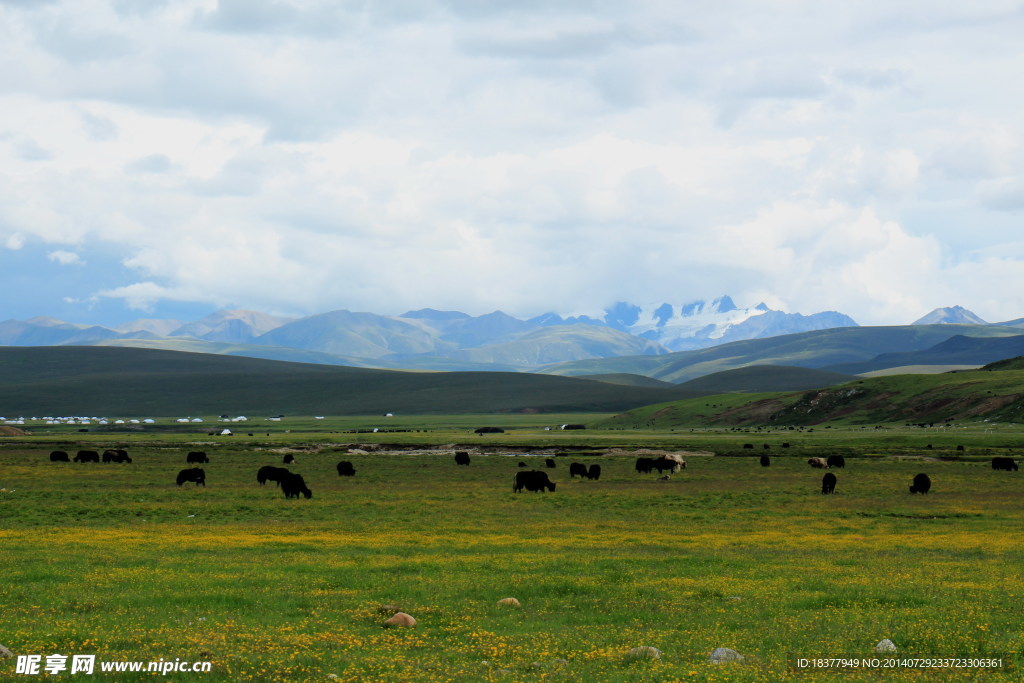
[604,297,858,351]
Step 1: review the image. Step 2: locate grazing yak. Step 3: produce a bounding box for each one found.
[280,472,312,499]
[49,450,70,462]
[807,457,828,469]
[635,457,654,474]
[74,450,100,463]
[650,457,679,474]
[454,452,471,466]
[821,472,837,495]
[518,461,528,468]
[910,473,931,494]
[257,465,291,486]
[663,454,686,471]
[100,449,131,463]
[743,444,754,449]
[336,461,357,476]
[760,454,770,467]
[187,451,209,464]
[545,458,557,468]
[569,462,588,478]
[586,464,601,481]
[826,455,845,468]
[992,457,1018,471]
[283,453,296,465]
[176,468,206,486]
[513,470,556,493]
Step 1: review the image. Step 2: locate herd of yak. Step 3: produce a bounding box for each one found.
[45,447,1020,498]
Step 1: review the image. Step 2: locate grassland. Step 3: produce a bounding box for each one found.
[2,421,1023,681]
[600,366,1024,429]
[0,346,703,416]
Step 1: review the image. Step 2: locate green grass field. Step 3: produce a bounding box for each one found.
[2,424,1023,681]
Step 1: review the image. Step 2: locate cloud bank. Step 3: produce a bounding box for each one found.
[2,0,1023,326]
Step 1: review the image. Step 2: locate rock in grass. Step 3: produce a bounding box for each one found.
[625,646,662,660]
[383,612,417,628]
[708,647,744,663]
[497,597,521,607]
[377,604,402,615]
[875,639,897,653]
[0,643,13,658]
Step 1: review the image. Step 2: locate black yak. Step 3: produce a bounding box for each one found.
[176,468,205,486]
[74,450,99,463]
[569,463,587,478]
[257,465,290,486]
[513,470,556,493]
[826,455,845,468]
[49,450,70,462]
[187,451,209,464]
[454,452,471,466]
[281,472,312,499]
[821,472,837,494]
[760,454,770,467]
[992,457,1018,471]
[545,458,557,468]
[586,464,601,481]
[910,473,931,494]
[336,461,356,476]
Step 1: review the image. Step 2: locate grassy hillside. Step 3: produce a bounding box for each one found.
[827,334,1024,374]
[674,365,856,393]
[541,324,1021,382]
[91,337,522,372]
[407,324,667,367]
[599,366,1024,428]
[0,346,706,416]
[982,355,1024,371]
[578,373,679,388]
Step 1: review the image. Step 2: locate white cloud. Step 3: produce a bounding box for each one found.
[1,0,1023,325]
[5,233,26,250]
[47,250,83,265]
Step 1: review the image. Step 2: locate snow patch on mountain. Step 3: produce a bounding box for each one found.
[604,297,859,351]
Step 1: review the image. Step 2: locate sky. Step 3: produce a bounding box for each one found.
[2,0,1024,328]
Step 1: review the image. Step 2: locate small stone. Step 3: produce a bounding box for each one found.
[377,604,402,614]
[708,647,744,663]
[0,643,14,658]
[875,639,897,653]
[726,596,741,601]
[626,646,662,660]
[550,658,569,668]
[497,597,521,607]
[383,612,416,628]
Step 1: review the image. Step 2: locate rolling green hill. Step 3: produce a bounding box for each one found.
[0,346,707,416]
[826,334,1024,375]
[674,365,856,394]
[598,365,1024,428]
[578,373,679,388]
[540,324,1022,382]
[410,324,666,367]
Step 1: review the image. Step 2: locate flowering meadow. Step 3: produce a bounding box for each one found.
[1,428,1022,681]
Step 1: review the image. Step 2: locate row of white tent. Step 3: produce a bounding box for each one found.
[3,415,329,425]
[3,417,157,425]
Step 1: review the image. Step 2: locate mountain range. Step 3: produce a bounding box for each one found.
[1,301,1018,378]
[0,297,856,369]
